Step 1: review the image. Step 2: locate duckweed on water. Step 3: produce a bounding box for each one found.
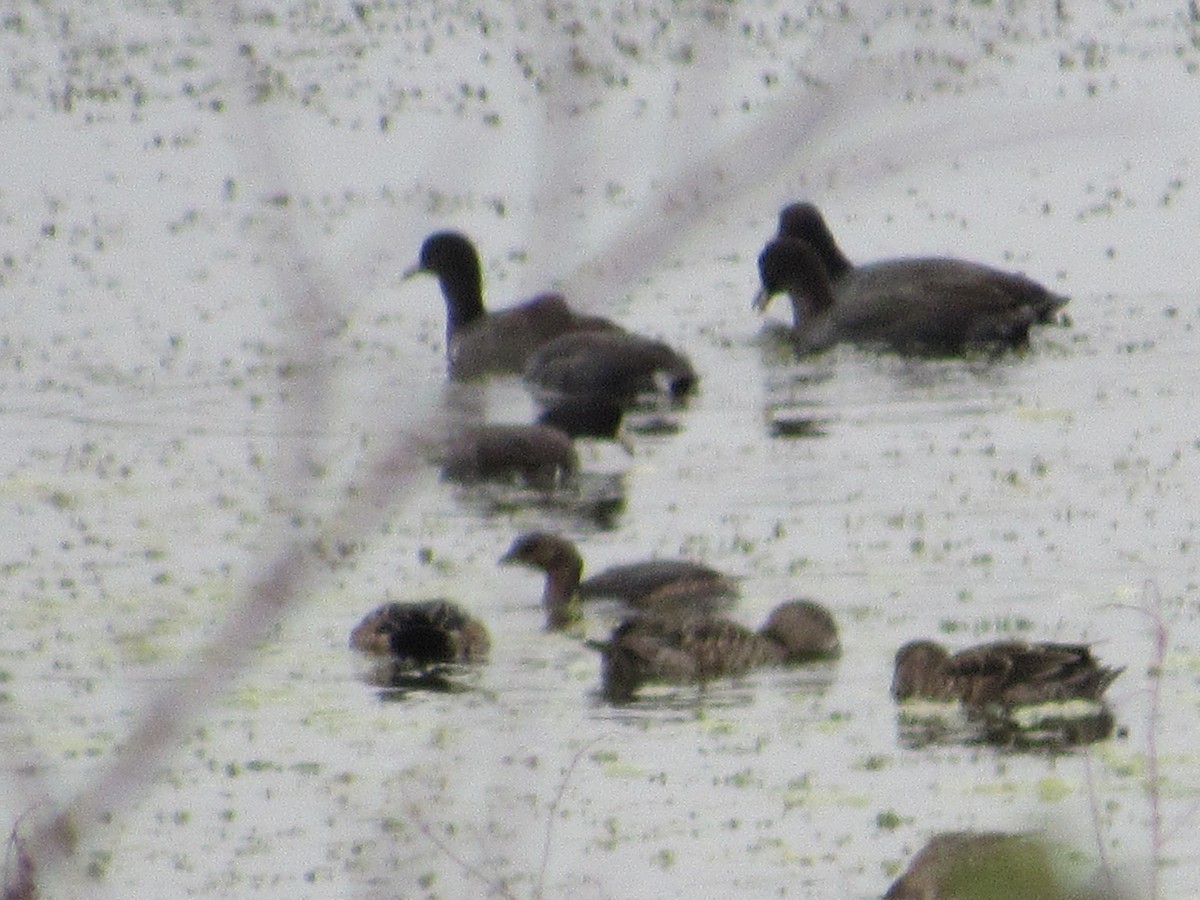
[1037,778,1074,803]
[113,632,165,665]
[876,809,903,830]
[244,759,282,773]
[599,760,644,779]
[721,768,758,789]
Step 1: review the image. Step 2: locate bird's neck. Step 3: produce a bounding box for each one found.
[543,562,583,631]
[808,228,853,280]
[438,268,486,334]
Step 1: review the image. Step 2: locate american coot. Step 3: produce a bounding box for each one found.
[434,397,630,490]
[754,203,1068,355]
[891,639,1123,707]
[523,329,698,408]
[777,203,1068,324]
[498,531,737,630]
[349,599,491,669]
[589,599,841,702]
[404,231,619,379]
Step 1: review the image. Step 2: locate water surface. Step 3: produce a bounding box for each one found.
[2,2,1198,897]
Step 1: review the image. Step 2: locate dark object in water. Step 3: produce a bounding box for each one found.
[438,424,578,490]
[753,202,1067,356]
[536,395,629,445]
[891,639,1123,707]
[436,397,631,490]
[776,202,1068,327]
[350,599,490,670]
[589,599,840,702]
[524,330,697,407]
[404,230,618,379]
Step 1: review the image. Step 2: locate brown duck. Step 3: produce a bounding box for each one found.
[498,531,737,630]
[350,599,490,670]
[891,639,1123,707]
[590,600,840,702]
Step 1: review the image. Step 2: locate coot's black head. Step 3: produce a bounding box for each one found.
[413,231,479,278]
[754,239,832,310]
[775,203,851,278]
[405,231,488,330]
[777,202,827,241]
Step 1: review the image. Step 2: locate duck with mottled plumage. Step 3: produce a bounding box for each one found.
[350,599,490,670]
[590,600,840,702]
[891,639,1123,708]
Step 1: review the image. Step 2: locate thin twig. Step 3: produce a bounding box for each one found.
[535,735,609,900]
[1112,582,1169,900]
[545,59,1142,319]
[3,818,36,900]
[10,0,440,889]
[1141,581,1167,900]
[412,810,519,900]
[1081,751,1115,895]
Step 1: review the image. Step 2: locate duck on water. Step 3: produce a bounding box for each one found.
[498,531,738,630]
[350,599,491,670]
[891,639,1123,708]
[590,599,840,703]
[523,329,698,409]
